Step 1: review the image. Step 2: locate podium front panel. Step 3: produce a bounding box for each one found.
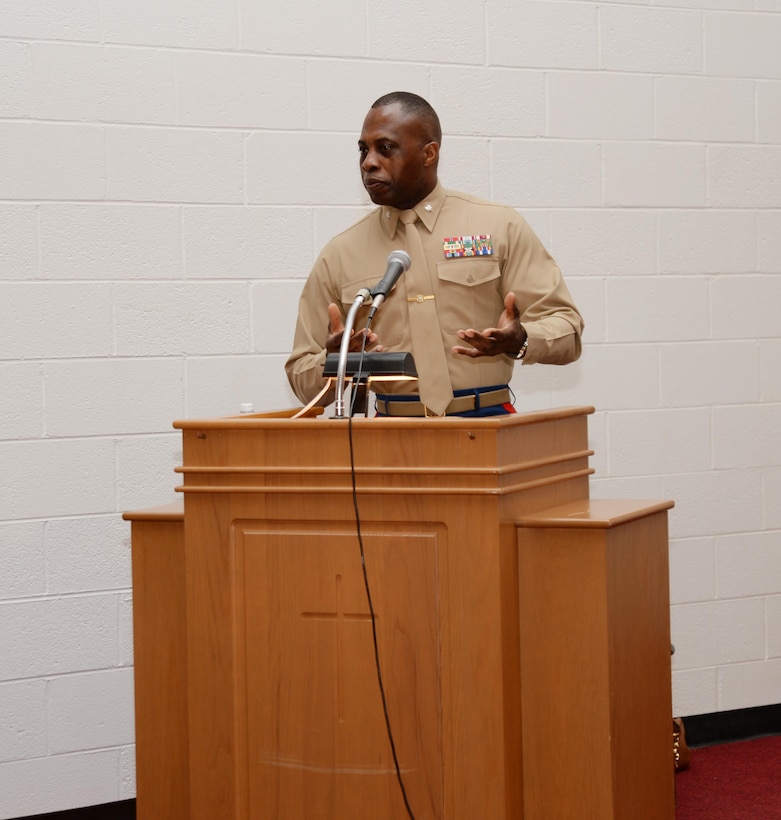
[237,520,445,819]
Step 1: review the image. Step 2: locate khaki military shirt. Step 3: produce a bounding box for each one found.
[286,182,583,405]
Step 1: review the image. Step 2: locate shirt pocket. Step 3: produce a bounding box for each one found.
[435,259,502,334]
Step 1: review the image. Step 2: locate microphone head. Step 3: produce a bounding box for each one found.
[387,249,411,272]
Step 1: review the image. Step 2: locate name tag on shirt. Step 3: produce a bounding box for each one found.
[443,234,493,258]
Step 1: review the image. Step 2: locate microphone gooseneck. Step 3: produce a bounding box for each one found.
[333,287,372,419]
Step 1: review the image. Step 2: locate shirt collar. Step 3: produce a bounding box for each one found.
[379,182,446,239]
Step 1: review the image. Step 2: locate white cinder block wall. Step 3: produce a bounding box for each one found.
[1,0,779,815]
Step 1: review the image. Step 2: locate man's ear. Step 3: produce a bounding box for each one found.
[422,141,440,167]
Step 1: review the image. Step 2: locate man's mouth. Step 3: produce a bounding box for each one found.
[363,177,388,191]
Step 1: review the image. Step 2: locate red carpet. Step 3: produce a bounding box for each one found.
[675,735,781,819]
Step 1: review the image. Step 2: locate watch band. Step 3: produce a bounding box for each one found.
[513,337,529,360]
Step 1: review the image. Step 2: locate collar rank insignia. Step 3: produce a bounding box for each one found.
[443,234,493,258]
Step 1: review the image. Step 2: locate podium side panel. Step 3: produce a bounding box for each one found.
[517,507,675,820]
[607,512,675,819]
[131,518,190,820]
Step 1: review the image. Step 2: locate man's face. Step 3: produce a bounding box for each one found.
[358,103,438,211]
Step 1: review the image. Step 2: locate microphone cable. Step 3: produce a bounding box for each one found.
[346,328,417,820]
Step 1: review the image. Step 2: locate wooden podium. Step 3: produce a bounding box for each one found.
[124,406,675,820]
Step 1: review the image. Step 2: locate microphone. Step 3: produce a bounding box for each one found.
[369,250,411,317]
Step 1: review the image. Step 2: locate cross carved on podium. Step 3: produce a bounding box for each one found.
[301,573,374,722]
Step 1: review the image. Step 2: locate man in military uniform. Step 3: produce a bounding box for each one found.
[286,91,583,417]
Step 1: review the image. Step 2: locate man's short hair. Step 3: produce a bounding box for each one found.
[371,91,442,144]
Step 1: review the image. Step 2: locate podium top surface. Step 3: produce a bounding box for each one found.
[122,501,184,522]
[173,405,595,431]
[517,498,675,529]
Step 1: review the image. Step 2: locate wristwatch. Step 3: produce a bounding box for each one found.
[505,333,529,362]
[510,336,528,360]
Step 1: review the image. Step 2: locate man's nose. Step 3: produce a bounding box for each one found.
[361,149,379,170]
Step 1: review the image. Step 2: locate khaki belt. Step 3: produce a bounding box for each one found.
[376,387,511,417]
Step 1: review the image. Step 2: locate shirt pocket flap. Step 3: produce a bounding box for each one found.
[436,259,501,287]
